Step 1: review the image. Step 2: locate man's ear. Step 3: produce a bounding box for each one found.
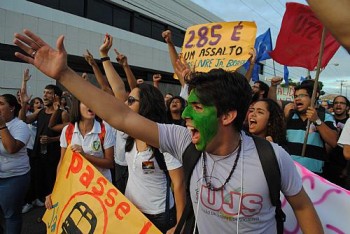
[221,110,237,126]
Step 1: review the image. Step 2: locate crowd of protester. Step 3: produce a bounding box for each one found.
[2,2,350,231]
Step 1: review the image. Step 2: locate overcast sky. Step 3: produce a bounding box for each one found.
[191,0,350,96]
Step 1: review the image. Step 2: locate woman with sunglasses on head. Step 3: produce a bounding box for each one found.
[44,96,115,209]
[121,84,185,233]
[0,94,31,234]
[96,34,185,233]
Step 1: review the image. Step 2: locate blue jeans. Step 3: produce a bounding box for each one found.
[0,172,30,234]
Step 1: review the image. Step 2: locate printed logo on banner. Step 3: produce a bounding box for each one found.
[43,148,161,234]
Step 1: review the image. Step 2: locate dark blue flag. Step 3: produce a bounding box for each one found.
[244,28,273,81]
[256,28,272,61]
[284,66,289,85]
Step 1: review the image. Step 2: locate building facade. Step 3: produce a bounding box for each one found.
[0,0,222,97]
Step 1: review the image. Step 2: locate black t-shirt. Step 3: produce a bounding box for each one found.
[32,108,62,161]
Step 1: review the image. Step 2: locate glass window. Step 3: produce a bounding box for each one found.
[112,7,131,31]
[87,0,112,25]
[151,21,166,41]
[168,26,185,47]
[133,15,152,38]
[60,0,85,17]
[28,0,59,9]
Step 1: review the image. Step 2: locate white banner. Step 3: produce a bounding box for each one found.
[283,162,350,233]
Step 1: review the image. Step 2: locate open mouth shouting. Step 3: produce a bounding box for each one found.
[187,125,200,145]
[295,101,305,112]
[248,118,257,129]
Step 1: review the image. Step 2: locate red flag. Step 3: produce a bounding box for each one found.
[270,2,340,71]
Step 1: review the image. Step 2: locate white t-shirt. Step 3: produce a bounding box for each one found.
[124,143,182,215]
[158,124,302,233]
[60,120,115,182]
[338,118,350,147]
[0,118,30,178]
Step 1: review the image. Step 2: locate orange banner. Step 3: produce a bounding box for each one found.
[42,147,161,234]
[181,21,257,72]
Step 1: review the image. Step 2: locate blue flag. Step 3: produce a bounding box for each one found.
[255,28,272,61]
[244,28,273,82]
[284,66,289,85]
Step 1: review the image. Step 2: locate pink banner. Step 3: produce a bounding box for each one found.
[283,162,350,233]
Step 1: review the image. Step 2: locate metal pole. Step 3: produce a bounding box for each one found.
[341,81,343,95]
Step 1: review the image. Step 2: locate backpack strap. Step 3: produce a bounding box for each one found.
[153,148,171,224]
[252,135,285,234]
[65,123,75,146]
[175,143,201,234]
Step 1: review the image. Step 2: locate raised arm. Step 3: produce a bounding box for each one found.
[152,74,161,89]
[306,0,350,52]
[99,34,127,101]
[21,68,31,97]
[114,48,137,91]
[19,82,38,124]
[83,49,114,96]
[162,30,185,87]
[267,76,283,107]
[244,48,256,83]
[48,95,69,132]
[14,30,160,148]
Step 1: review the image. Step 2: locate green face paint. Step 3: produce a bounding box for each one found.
[182,90,218,151]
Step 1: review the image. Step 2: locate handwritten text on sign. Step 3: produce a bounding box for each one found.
[181,21,257,72]
[42,148,161,234]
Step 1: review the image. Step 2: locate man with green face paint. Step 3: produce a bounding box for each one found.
[161,71,321,234]
[181,90,218,151]
[14,30,323,234]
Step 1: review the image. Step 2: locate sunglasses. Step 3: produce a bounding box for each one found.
[127,96,139,106]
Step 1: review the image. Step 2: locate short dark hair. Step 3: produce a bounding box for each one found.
[1,94,21,117]
[296,80,320,96]
[45,84,62,97]
[254,81,269,98]
[187,69,252,131]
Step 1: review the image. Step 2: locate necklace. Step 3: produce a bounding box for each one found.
[203,139,242,191]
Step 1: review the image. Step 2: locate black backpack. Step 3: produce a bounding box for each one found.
[174,135,285,234]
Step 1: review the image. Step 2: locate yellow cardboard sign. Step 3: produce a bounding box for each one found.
[42,148,161,234]
[181,21,257,72]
